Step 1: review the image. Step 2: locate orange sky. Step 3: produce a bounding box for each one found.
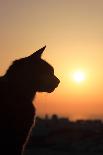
[1,0,103,120]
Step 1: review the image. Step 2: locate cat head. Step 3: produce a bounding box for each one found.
[6,46,60,95]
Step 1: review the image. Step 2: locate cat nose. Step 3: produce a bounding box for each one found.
[57,78,60,84]
[55,77,60,85]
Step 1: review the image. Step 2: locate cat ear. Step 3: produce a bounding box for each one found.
[29,46,46,59]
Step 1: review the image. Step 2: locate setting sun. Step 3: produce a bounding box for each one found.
[73,71,85,83]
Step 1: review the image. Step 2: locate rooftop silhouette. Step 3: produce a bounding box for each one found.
[25,114,103,154]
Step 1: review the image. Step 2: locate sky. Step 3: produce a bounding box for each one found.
[1,0,103,120]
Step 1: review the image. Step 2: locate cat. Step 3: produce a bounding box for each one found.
[0,46,60,155]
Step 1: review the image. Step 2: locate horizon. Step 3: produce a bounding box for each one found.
[1,0,103,121]
[36,111,103,121]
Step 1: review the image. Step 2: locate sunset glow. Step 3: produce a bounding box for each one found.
[1,0,103,121]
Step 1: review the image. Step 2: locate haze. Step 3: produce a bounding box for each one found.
[1,0,103,120]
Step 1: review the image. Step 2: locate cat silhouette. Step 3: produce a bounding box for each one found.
[0,46,60,155]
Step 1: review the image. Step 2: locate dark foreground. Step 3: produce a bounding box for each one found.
[24,115,103,155]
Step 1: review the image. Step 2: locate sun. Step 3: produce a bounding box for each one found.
[73,71,85,83]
